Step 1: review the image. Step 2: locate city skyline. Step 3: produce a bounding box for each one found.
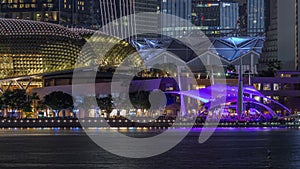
[1,1,300,167]
[0,0,269,37]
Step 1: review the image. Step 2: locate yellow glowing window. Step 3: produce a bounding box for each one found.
[263,84,271,91]
[253,83,261,90]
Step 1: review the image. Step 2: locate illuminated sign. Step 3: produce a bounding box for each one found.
[222,3,231,8]
[197,3,219,7]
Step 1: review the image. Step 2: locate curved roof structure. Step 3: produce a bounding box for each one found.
[167,84,291,121]
[0,19,137,79]
[209,37,265,62]
[0,18,85,79]
[0,19,81,39]
[132,36,265,67]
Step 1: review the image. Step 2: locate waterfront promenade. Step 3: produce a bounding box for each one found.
[0,117,297,128]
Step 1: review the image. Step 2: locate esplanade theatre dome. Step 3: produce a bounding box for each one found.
[0,18,137,79]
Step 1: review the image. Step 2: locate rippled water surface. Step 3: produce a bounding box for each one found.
[0,128,299,169]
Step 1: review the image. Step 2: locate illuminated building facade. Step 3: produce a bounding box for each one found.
[98,0,160,40]
[247,0,265,36]
[259,0,300,71]
[252,71,300,112]
[0,0,93,29]
[160,0,192,38]
[0,18,137,80]
[134,0,160,39]
[160,0,239,38]
[191,1,239,36]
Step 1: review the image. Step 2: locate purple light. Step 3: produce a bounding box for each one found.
[168,85,291,121]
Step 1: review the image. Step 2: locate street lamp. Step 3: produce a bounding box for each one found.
[237,55,243,120]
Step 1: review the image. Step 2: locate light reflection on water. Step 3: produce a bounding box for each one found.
[0,126,292,137]
[0,127,299,168]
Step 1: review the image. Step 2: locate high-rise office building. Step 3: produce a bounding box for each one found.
[134,0,160,39]
[220,2,239,33]
[247,0,265,36]
[191,1,239,36]
[238,1,248,35]
[0,0,92,29]
[98,0,160,40]
[160,0,192,38]
[98,0,135,39]
[259,0,300,71]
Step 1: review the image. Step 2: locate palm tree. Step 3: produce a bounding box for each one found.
[30,92,40,118]
[36,100,48,117]
[0,94,4,117]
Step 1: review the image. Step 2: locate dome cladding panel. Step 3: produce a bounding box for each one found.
[0,19,137,79]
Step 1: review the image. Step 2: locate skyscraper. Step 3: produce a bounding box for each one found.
[220,2,239,34]
[134,0,160,39]
[161,0,192,38]
[0,0,92,29]
[191,1,239,36]
[98,0,135,39]
[259,0,300,71]
[98,0,160,40]
[247,0,265,36]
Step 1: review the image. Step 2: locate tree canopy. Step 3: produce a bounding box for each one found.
[260,59,281,77]
[97,95,113,117]
[2,89,32,113]
[44,91,74,116]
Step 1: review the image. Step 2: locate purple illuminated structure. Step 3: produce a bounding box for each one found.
[168,85,291,122]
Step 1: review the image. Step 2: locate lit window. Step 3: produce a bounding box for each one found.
[253,83,261,90]
[254,96,261,102]
[273,83,280,91]
[273,96,279,101]
[263,83,271,91]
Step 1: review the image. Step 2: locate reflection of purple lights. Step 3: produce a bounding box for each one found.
[188,127,283,132]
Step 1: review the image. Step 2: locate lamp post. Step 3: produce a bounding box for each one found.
[236,19,243,121]
[237,56,243,120]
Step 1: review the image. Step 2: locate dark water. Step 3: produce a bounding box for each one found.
[0,128,299,169]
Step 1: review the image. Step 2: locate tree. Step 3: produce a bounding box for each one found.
[0,94,4,117]
[29,92,40,117]
[2,89,32,117]
[226,65,236,73]
[130,91,151,116]
[77,96,98,117]
[36,100,48,117]
[153,63,177,77]
[260,59,282,77]
[97,95,113,118]
[44,91,74,117]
